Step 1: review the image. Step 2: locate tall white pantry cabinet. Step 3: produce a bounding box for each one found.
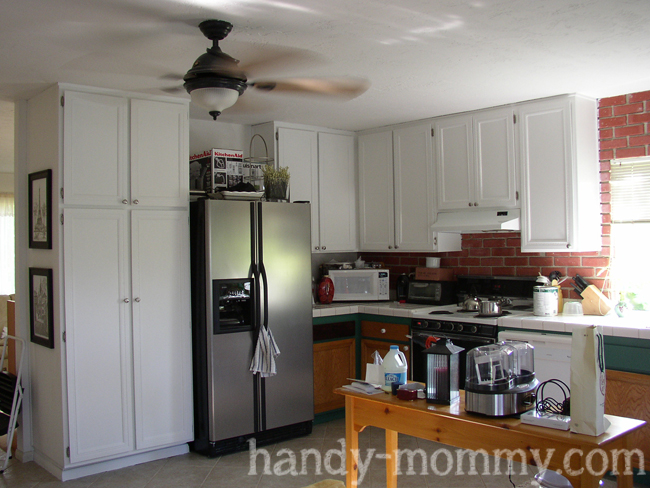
[23,85,192,480]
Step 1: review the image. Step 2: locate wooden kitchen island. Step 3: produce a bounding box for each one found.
[336,388,645,488]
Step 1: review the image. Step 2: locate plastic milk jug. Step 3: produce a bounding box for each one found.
[382,345,408,391]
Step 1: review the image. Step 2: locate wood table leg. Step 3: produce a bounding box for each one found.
[346,396,359,488]
[386,429,398,488]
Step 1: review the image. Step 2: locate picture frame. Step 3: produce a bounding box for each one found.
[28,169,53,249]
[29,268,54,349]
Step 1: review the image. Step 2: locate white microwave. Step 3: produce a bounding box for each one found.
[328,269,390,301]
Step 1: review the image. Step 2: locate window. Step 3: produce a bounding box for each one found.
[0,193,14,295]
[609,157,650,310]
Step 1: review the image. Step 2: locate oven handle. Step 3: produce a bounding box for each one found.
[410,331,495,347]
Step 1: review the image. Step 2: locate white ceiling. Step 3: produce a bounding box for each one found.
[1,0,650,173]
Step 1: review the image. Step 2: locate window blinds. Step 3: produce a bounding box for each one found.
[610,157,650,223]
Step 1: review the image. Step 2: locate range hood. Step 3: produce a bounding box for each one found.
[431,209,521,233]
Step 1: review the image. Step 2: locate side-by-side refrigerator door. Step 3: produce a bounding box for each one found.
[259,202,314,430]
[206,200,256,442]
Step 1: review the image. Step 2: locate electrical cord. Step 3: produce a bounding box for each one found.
[535,379,570,416]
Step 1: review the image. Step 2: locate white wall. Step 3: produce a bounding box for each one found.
[0,173,14,193]
[189,119,251,157]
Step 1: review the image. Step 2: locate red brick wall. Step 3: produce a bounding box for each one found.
[361,89,650,300]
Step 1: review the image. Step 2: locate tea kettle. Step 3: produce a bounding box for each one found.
[396,274,409,302]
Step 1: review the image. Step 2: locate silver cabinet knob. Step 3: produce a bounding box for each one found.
[474,202,478,207]
[135,297,141,302]
[566,243,571,249]
[122,199,129,205]
[403,346,409,352]
[322,246,326,250]
[395,245,399,249]
[380,328,386,334]
[468,202,473,207]
[133,199,139,205]
[123,298,130,303]
[315,246,320,250]
[388,245,393,249]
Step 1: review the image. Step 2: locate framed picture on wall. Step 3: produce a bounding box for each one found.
[28,169,52,249]
[29,267,54,349]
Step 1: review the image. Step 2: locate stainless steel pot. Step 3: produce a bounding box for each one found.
[479,300,502,316]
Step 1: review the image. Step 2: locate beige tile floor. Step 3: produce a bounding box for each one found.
[0,419,643,487]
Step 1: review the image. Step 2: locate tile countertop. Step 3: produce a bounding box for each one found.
[313,301,433,318]
[499,310,650,340]
[313,302,650,340]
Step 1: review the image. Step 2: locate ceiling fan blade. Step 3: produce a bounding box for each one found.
[237,46,326,79]
[250,78,370,100]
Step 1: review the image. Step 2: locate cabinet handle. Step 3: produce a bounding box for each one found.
[322,246,326,250]
[133,199,139,205]
[468,202,473,207]
[388,245,393,249]
[380,328,386,334]
[395,245,399,249]
[474,202,478,207]
[135,297,141,303]
[315,246,320,250]
[122,199,128,205]
[566,243,571,249]
[123,298,130,303]
[403,346,409,352]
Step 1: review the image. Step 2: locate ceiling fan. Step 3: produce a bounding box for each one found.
[182,20,370,120]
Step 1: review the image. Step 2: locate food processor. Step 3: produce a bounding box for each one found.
[464,341,538,416]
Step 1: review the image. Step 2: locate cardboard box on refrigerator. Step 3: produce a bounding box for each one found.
[190,148,263,192]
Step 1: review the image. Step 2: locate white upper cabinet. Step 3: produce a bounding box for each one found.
[358,124,461,252]
[473,108,517,208]
[434,115,473,210]
[254,123,357,252]
[393,124,438,251]
[358,130,394,251]
[130,99,189,207]
[63,91,129,206]
[63,91,188,208]
[434,107,517,210]
[518,95,600,252]
[318,132,357,252]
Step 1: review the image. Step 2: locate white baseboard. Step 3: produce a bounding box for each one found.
[34,444,189,481]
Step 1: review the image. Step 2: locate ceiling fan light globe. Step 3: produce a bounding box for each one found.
[189,86,240,117]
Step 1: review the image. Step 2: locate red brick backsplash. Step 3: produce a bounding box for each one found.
[361,89,650,300]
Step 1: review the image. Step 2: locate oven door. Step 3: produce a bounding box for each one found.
[410,330,495,389]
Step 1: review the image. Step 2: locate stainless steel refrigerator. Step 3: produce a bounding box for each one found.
[190,199,314,456]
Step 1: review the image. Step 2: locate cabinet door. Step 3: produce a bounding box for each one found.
[131,210,193,449]
[64,208,134,463]
[434,115,473,210]
[318,132,357,252]
[63,91,129,206]
[518,98,573,251]
[131,99,189,208]
[277,128,319,249]
[313,339,355,414]
[393,123,436,250]
[474,108,517,208]
[358,131,394,251]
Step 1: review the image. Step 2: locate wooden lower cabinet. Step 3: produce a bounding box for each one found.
[360,321,411,381]
[313,339,355,414]
[360,339,410,374]
[605,369,650,471]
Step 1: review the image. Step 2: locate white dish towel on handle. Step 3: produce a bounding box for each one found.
[250,325,281,377]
